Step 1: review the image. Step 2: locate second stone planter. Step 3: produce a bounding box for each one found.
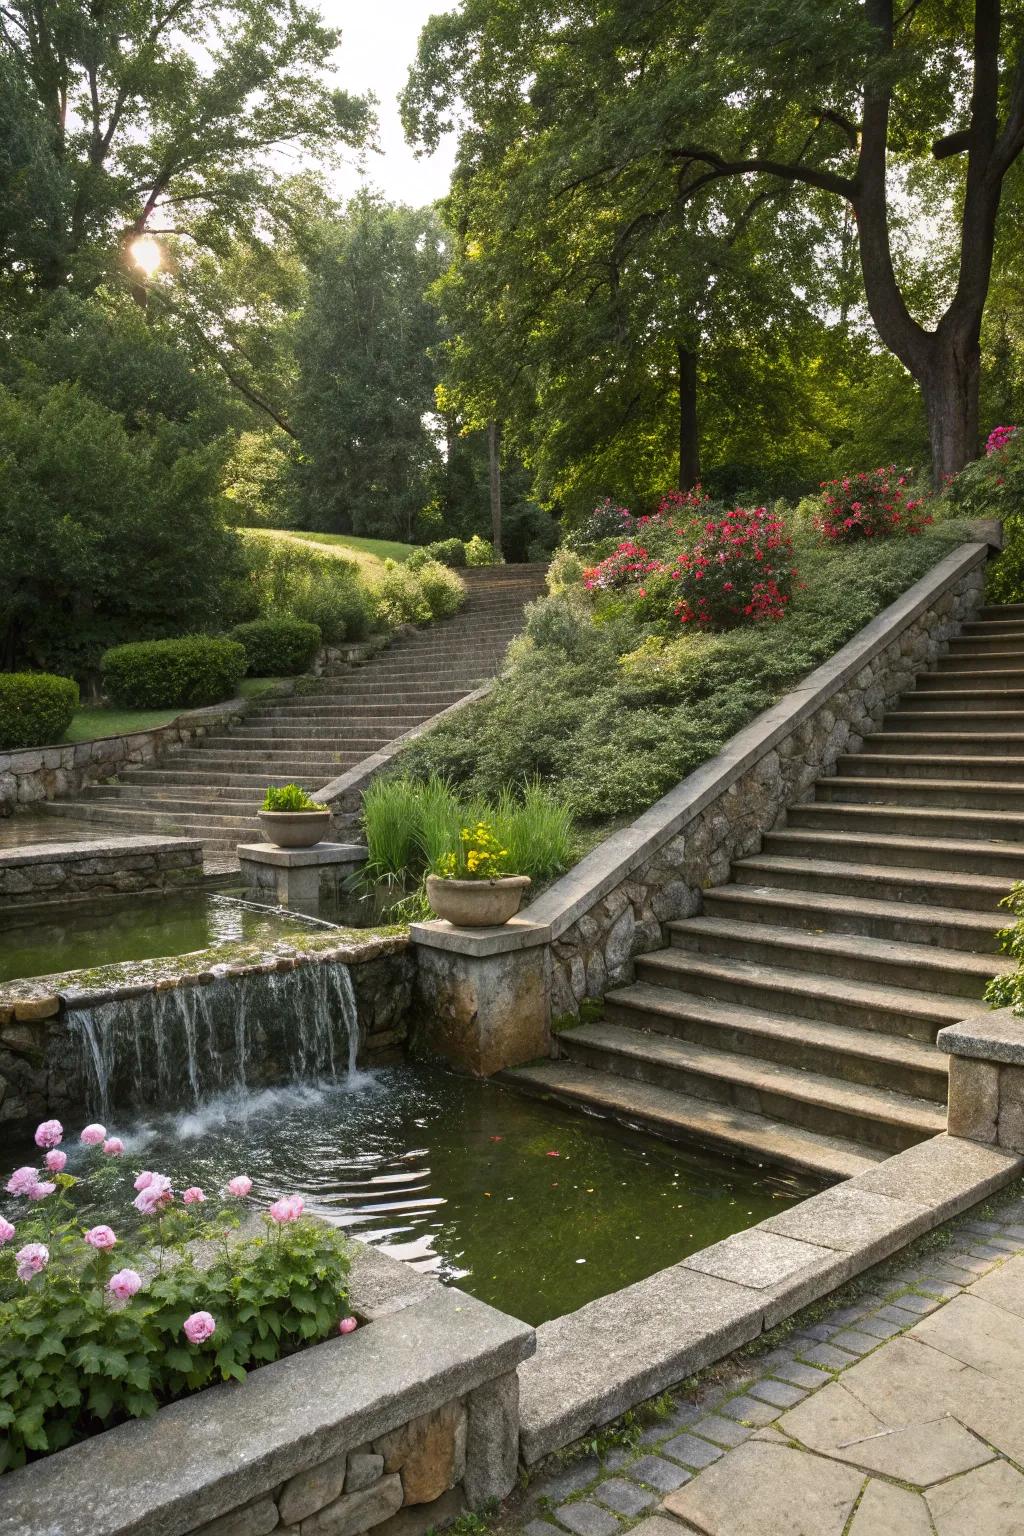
[425,875,531,928]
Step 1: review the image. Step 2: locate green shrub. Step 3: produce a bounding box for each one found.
[230,618,321,676]
[465,534,499,566]
[425,537,467,568]
[262,783,321,811]
[367,559,465,629]
[101,636,246,709]
[232,538,372,643]
[0,672,79,749]
[416,560,466,620]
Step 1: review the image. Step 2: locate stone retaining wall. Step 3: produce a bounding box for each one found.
[0,932,413,1127]
[0,835,204,910]
[0,1244,535,1536]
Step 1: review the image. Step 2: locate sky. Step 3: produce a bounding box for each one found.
[320,0,460,207]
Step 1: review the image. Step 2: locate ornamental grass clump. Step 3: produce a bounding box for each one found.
[0,1119,353,1470]
[815,467,932,542]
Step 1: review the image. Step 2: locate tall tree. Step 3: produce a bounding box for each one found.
[404,0,1024,484]
[291,195,448,539]
[0,0,371,296]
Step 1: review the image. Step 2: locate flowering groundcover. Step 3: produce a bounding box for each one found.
[0,1117,354,1470]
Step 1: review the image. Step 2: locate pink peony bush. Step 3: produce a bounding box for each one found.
[0,1120,354,1472]
[815,467,932,542]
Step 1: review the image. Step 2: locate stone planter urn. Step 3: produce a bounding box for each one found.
[425,874,531,927]
[257,808,331,849]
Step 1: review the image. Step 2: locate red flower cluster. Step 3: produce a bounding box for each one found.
[986,425,1017,456]
[816,467,932,541]
[669,506,796,627]
[582,539,662,591]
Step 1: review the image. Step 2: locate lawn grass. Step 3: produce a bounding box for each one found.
[63,678,284,742]
[247,528,416,569]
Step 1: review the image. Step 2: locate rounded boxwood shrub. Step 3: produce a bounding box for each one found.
[101,636,247,709]
[425,537,467,568]
[0,672,79,749]
[229,618,322,676]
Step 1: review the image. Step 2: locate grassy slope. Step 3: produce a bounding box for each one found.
[245,528,416,570]
[63,678,283,743]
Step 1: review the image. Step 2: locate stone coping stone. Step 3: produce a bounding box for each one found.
[414,541,987,961]
[0,1242,535,1536]
[236,841,367,868]
[517,1131,1023,1464]
[937,1006,1024,1067]
[0,834,201,867]
[410,916,552,956]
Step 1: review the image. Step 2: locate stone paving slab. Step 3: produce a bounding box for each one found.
[516,1183,1024,1536]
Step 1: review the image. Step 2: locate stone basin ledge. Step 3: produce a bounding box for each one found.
[0,1243,536,1536]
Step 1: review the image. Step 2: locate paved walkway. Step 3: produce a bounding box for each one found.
[517,1186,1024,1536]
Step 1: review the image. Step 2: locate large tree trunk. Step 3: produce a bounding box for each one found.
[677,344,701,489]
[921,334,981,484]
[487,420,503,556]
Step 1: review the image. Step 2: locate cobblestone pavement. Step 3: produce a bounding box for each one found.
[517,1187,1024,1536]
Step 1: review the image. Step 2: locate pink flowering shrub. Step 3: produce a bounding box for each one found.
[0,1120,354,1471]
[583,496,797,630]
[815,467,932,542]
[986,425,1017,456]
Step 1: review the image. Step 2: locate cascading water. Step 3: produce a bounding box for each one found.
[65,962,361,1119]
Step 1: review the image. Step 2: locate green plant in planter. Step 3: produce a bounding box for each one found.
[433,822,511,880]
[261,784,321,812]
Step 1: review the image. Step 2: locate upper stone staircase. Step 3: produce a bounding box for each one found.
[43,564,548,853]
[512,602,1023,1184]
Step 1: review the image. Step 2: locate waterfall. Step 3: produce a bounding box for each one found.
[65,962,361,1119]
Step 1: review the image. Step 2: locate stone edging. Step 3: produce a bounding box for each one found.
[0,835,205,911]
[517,1132,1023,1463]
[0,1243,535,1536]
[413,539,989,961]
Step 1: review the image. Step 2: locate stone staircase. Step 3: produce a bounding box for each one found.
[511,602,1023,1183]
[43,565,548,853]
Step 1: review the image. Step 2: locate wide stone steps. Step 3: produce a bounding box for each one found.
[930,651,1024,671]
[764,825,1024,878]
[557,1021,946,1153]
[835,752,1024,781]
[602,984,947,1101]
[701,882,1002,952]
[863,729,1024,756]
[948,635,1024,654]
[43,802,253,845]
[634,947,969,1041]
[884,708,1024,731]
[731,851,1009,913]
[817,773,1024,810]
[117,768,333,791]
[898,687,1024,707]
[787,798,1024,842]
[507,1061,884,1181]
[664,914,1003,999]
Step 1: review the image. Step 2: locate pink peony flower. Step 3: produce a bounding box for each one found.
[183,1310,216,1345]
[34,1119,63,1149]
[0,1216,15,1245]
[28,1181,56,1201]
[338,1316,357,1335]
[102,1137,124,1158]
[182,1186,206,1205]
[15,1242,49,1283]
[226,1175,252,1198]
[6,1166,38,1197]
[108,1268,143,1301]
[45,1149,67,1173]
[269,1194,304,1223]
[84,1225,117,1250]
[134,1170,156,1191]
[133,1174,173,1215]
[80,1124,106,1146]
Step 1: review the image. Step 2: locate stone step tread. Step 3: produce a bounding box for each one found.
[820,774,1024,796]
[506,1062,884,1180]
[82,791,262,811]
[866,730,1024,743]
[667,913,1008,980]
[604,982,947,1076]
[792,800,1024,829]
[703,882,1002,938]
[838,753,1024,771]
[886,708,1024,720]
[902,689,1024,700]
[733,851,1010,902]
[767,825,1024,865]
[638,947,972,1023]
[563,1021,948,1134]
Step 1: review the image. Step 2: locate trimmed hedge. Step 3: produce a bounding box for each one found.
[0,672,79,750]
[425,538,467,568]
[230,618,321,676]
[101,636,247,709]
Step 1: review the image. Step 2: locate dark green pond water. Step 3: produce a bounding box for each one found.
[64,1066,809,1325]
[0,891,330,983]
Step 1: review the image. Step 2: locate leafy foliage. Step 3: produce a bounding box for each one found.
[0,674,80,750]
[262,784,322,812]
[366,560,465,630]
[230,538,373,644]
[101,638,247,710]
[0,1125,351,1471]
[230,619,321,676]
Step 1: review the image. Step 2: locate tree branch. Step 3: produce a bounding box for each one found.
[668,145,855,199]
